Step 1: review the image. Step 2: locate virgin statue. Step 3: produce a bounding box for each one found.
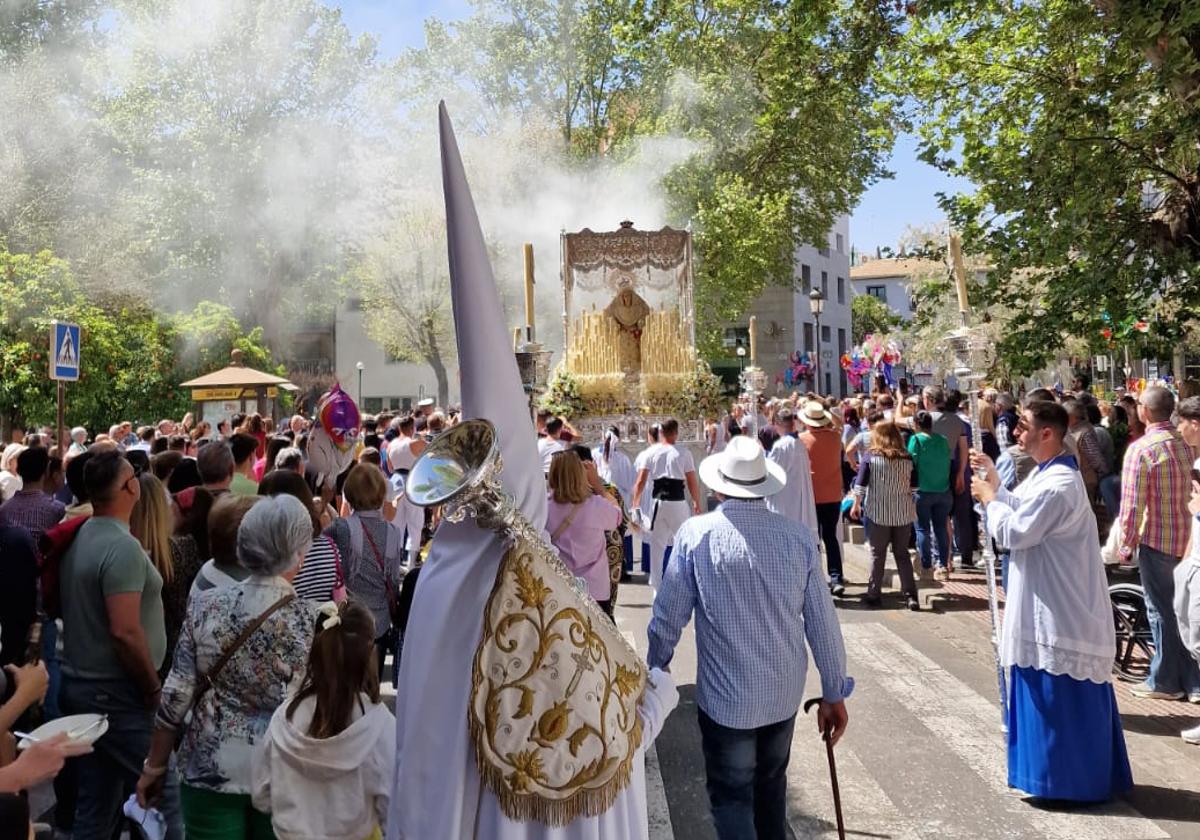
[604,282,651,372]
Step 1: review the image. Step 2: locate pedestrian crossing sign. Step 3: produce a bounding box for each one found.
[50,320,81,381]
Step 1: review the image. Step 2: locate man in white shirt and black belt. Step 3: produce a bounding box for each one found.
[632,418,702,591]
[387,415,427,566]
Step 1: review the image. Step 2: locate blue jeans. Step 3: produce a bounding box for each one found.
[1139,545,1200,695]
[41,618,62,720]
[698,708,796,840]
[914,491,953,569]
[952,483,976,564]
[60,676,184,840]
[1099,474,1121,521]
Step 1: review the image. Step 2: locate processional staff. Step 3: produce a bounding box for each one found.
[950,232,1009,729]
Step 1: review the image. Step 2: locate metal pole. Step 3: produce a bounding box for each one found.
[358,368,363,406]
[967,384,1008,728]
[56,381,65,451]
[814,314,822,393]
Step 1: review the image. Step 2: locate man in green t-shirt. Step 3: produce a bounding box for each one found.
[59,450,180,839]
[907,410,955,579]
[229,432,261,496]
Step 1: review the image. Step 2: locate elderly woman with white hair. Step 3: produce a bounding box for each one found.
[136,493,317,837]
[0,443,25,502]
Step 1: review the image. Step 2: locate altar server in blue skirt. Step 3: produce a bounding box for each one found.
[971,399,1133,802]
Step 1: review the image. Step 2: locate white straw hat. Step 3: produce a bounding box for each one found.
[699,436,786,499]
[798,401,833,427]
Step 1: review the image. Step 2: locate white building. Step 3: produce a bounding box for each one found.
[848,258,927,322]
[729,216,853,397]
[331,297,459,414]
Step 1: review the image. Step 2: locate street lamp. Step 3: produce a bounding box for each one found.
[808,287,825,393]
[355,361,364,406]
[736,343,747,376]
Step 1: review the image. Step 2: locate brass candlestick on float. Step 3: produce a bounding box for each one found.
[515,244,552,417]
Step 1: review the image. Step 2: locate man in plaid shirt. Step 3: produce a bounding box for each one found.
[1118,386,1200,702]
[0,446,65,544]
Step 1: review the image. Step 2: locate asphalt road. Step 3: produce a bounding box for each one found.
[615,540,1200,840]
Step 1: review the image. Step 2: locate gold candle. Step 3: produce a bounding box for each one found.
[950,233,970,314]
[523,243,536,329]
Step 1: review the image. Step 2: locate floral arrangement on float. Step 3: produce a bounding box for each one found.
[541,367,587,418]
[841,334,903,390]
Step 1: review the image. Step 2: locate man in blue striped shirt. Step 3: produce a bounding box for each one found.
[648,436,853,840]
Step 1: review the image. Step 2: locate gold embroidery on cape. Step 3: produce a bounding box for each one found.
[470,535,647,826]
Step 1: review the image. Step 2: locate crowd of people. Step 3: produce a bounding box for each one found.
[0,370,1197,837]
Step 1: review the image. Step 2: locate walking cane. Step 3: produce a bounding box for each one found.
[803,697,845,840]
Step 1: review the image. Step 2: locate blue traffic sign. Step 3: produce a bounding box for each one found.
[50,321,81,381]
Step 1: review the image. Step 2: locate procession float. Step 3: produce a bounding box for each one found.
[539,221,722,442]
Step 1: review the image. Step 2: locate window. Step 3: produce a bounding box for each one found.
[803,323,814,353]
[825,373,832,395]
[837,276,845,304]
[821,272,828,298]
[364,397,383,413]
[801,264,811,293]
[402,397,413,411]
[723,327,750,349]
[821,325,831,342]
[388,397,402,410]
[866,285,888,304]
[910,295,918,312]
[838,328,846,356]
[346,297,363,311]
[836,233,844,253]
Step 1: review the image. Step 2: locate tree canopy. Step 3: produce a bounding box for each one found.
[0,247,279,438]
[851,293,904,345]
[889,0,1200,374]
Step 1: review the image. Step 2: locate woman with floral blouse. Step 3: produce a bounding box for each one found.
[136,494,317,839]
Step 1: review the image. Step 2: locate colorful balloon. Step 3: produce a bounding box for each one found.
[316,384,361,453]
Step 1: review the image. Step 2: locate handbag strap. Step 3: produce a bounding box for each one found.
[361,524,394,596]
[195,593,294,703]
[551,503,584,542]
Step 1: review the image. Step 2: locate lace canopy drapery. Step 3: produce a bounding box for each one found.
[560,221,695,351]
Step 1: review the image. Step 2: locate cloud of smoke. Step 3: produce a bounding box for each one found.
[0,0,706,376]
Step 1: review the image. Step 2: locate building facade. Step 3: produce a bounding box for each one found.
[722,215,853,398]
[284,296,459,416]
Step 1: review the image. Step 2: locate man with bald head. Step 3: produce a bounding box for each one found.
[1118,386,1200,701]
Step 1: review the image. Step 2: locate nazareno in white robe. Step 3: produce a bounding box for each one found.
[765,433,819,540]
[388,101,678,840]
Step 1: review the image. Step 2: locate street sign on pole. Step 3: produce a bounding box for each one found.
[49,321,81,382]
[49,320,80,451]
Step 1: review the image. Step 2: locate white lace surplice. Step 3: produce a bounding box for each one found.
[986,463,1116,685]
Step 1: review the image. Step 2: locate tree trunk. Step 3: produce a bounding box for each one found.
[422,321,451,407]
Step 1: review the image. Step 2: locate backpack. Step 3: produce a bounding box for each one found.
[38,515,90,619]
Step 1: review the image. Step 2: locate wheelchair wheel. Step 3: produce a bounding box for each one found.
[1109,582,1154,682]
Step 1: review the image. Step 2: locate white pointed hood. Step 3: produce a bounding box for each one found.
[387,103,547,840]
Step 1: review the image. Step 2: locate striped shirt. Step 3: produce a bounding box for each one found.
[1118,421,1194,558]
[292,534,342,602]
[853,453,917,527]
[647,498,853,729]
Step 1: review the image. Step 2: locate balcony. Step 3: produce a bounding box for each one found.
[287,358,334,376]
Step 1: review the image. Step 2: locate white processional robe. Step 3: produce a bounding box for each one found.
[985,461,1115,684]
[765,434,819,540]
[389,524,678,840]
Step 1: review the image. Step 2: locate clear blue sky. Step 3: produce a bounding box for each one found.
[335,0,973,258]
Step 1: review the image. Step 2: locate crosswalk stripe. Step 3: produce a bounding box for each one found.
[843,623,1168,840]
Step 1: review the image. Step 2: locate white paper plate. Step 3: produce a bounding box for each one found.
[18,713,109,750]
